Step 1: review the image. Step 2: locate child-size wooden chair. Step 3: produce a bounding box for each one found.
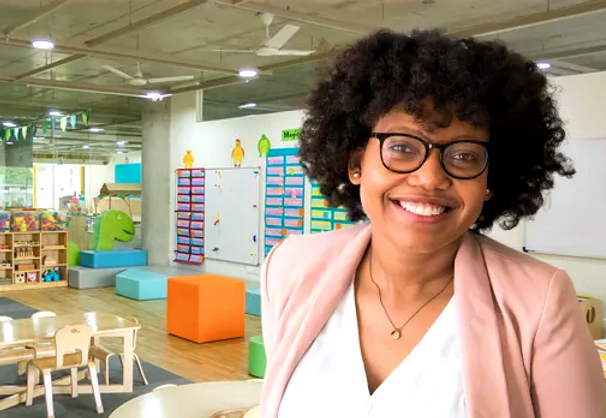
[89,316,148,385]
[18,311,58,376]
[26,324,104,418]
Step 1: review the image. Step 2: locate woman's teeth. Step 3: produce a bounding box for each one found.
[398,201,447,217]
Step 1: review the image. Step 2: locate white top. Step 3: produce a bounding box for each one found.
[279,282,467,418]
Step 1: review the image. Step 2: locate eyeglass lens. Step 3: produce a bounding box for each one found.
[381,135,488,178]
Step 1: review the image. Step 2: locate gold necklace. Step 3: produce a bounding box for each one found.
[368,248,453,340]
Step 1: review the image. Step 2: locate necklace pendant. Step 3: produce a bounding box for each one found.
[390,330,401,340]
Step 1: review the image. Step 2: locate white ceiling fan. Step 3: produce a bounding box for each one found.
[204,13,315,57]
[103,62,196,87]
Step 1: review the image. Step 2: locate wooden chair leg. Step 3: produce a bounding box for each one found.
[42,370,54,418]
[133,353,148,385]
[87,361,104,414]
[26,364,36,407]
[70,368,78,398]
[17,360,27,376]
[104,359,110,386]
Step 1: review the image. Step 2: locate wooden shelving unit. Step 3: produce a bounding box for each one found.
[0,231,69,292]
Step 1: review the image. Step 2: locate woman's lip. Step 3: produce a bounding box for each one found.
[390,200,453,224]
[389,196,456,208]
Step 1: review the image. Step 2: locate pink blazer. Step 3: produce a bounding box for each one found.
[260,223,606,418]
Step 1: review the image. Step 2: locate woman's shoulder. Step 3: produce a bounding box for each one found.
[267,223,368,272]
[473,233,570,298]
[262,223,369,300]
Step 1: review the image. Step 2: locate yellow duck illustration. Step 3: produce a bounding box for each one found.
[183,149,194,169]
[231,139,245,167]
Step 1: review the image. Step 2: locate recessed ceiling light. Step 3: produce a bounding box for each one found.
[238,102,257,109]
[31,39,54,50]
[537,62,551,69]
[89,127,104,132]
[48,110,62,117]
[82,145,90,149]
[117,151,124,154]
[144,91,167,101]
[238,68,258,78]
[116,140,128,145]
[6,141,13,145]
[2,121,16,127]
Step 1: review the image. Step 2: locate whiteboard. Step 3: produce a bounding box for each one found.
[524,138,606,259]
[204,167,261,265]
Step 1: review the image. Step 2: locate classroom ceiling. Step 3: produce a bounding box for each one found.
[0,0,605,159]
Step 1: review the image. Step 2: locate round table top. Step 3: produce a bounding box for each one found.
[108,380,263,418]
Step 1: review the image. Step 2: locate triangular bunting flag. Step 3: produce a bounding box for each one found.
[7,129,12,140]
[60,116,67,132]
[13,128,18,140]
[42,119,48,134]
[70,114,76,129]
[81,110,89,126]
[21,126,27,140]
[31,125,37,138]
[0,128,4,141]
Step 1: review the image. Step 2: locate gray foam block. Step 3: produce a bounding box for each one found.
[68,266,127,289]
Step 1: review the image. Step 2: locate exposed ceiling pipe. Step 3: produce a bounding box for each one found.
[2,0,73,36]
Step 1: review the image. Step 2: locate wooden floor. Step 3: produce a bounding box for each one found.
[6,287,261,383]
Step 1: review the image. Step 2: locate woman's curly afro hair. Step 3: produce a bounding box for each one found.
[298,28,575,232]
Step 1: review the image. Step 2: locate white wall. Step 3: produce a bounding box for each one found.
[169,91,305,280]
[169,73,606,319]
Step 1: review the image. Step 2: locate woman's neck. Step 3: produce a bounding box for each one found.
[366,232,461,298]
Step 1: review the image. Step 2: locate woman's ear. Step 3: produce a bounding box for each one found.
[348,148,364,185]
[484,189,493,201]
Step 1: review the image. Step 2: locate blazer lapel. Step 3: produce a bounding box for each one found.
[265,224,372,417]
[455,233,511,418]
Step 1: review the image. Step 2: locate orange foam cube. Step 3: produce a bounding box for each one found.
[167,275,246,343]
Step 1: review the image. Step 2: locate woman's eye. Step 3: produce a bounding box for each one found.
[452,153,476,161]
[391,145,415,153]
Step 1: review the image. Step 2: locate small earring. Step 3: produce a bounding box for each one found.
[486,189,490,195]
[352,171,361,179]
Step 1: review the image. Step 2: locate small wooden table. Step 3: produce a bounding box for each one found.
[0,312,139,411]
[108,381,263,418]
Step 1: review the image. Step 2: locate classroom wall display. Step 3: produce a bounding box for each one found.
[174,168,205,265]
[310,180,356,234]
[204,167,261,265]
[264,148,306,256]
[524,137,606,259]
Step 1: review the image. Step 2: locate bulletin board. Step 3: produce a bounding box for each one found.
[264,148,306,256]
[310,180,356,233]
[204,167,261,266]
[174,168,205,265]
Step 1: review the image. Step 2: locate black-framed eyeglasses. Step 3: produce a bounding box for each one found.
[373,132,490,180]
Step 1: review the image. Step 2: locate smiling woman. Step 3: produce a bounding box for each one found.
[259,29,606,418]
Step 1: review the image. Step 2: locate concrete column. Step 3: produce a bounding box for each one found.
[141,99,172,266]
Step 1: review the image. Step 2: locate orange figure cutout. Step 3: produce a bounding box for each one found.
[232,139,245,167]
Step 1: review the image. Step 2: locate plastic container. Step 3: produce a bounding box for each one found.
[0,211,10,233]
[39,211,67,231]
[10,211,40,232]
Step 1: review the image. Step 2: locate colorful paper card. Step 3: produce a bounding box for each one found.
[264,148,306,256]
[174,168,205,265]
[310,180,355,234]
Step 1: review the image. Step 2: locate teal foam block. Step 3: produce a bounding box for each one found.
[115,268,169,301]
[80,249,147,269]
[246,288,261,317]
